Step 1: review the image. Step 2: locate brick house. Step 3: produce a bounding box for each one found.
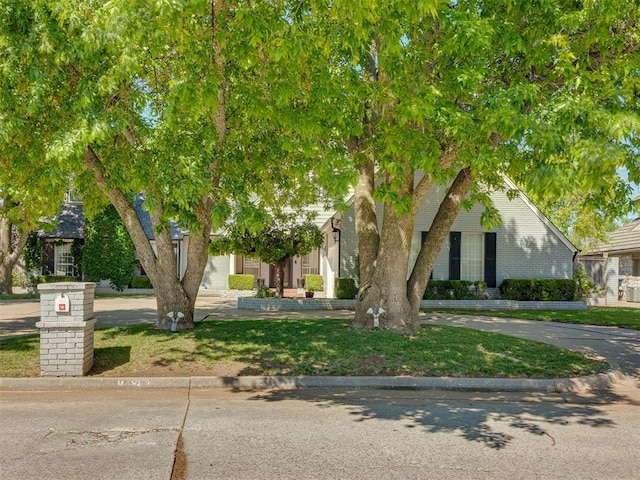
[213,176,577,298]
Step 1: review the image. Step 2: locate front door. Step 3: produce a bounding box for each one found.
[269,258,291,288]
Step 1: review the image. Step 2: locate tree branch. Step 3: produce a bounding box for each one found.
[407,166,474,307]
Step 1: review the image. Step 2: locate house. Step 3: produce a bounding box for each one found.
[578,218,640,303]
[207,175,578,298]
[32,194,188,283]
[35,193,84,278]
[35,176,576,298]
[582,218,640,276]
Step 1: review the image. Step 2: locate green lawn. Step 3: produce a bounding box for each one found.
[0,318,608,378]
[424,307,640,330]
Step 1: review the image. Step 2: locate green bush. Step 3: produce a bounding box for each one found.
[335,277,357,299]
[228,274,255,290]
[305,274,323,292]
[131,275,152,289]
[35,275,79,284]
[255,285,275,298]
[499,278,577,301]
[423,280,475,300]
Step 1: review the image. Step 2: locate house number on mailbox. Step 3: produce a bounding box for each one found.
[54,294,70,313]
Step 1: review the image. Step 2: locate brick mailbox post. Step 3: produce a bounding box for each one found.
[36,282,97,376]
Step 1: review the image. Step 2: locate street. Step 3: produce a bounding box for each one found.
[2,385,639,479]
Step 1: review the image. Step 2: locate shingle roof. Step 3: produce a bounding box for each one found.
[134,195,188,241]
[38,196,188,241]
[38,203,84,239]
[587,218,640,255]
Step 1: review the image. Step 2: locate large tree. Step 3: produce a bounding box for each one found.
[1,1,340,328]
[286,1,640,331]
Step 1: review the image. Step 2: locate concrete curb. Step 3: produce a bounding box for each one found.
[0,368,625,393]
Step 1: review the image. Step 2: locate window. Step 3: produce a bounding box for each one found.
[449,232,496,287]
[243,257,261,277]
[461,233,484,282]
[302,249,320,275]
[55,242,76,277]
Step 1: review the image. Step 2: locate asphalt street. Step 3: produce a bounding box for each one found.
[2,386,640,480]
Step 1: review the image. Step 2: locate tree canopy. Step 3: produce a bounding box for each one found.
[1,0,638,332]
[0,0,347,326]
[277,0,640,330]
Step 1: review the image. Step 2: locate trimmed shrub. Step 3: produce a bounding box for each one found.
[335,277,357,299]
[499,278,577,301]
[423,280,475,300]
[228,274,255,290]
[131,275,152,289]
[35,275,79,284]
[305,274,324,292]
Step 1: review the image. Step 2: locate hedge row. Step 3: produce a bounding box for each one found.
[131,275,152,289]
[228,274,255,290]
[335,277,357,299]
[499,278,576,301]
[423,280,487,300]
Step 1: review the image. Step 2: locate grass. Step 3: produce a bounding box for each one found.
[424,307,640,330]
[0,293,39,301]
[0,318,608,378]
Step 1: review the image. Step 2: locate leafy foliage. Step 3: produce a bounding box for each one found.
[228,274,255,291]
[304,274,323,292]
[82,206,136,290]
[335,277,357,299]
[499,279,577,302]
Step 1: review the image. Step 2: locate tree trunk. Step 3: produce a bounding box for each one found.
[0,218,29,295]
[353,167,474,333]
[84,148,213,330]
[275,259,285,298]
[354,206,417,331]
[407,167,474,306]
[354,156,379,288]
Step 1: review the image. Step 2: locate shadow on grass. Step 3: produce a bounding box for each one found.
[0,335,39,352]
[90,346,132,375]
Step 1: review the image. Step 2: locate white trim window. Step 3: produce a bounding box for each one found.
[461,233,484,282]
[55,242,76,277]
[243,257,261,277]
[302,249,320,275]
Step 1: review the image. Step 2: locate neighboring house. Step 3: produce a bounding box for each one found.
[582,218,640,276]
[578,218,640,303]
[33,194,188,282]
[35,193,84,277]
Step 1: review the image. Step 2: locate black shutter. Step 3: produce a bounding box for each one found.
[449,232,461,280]
[484,232,497,288]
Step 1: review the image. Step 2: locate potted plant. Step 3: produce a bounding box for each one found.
[304,274,323,298]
